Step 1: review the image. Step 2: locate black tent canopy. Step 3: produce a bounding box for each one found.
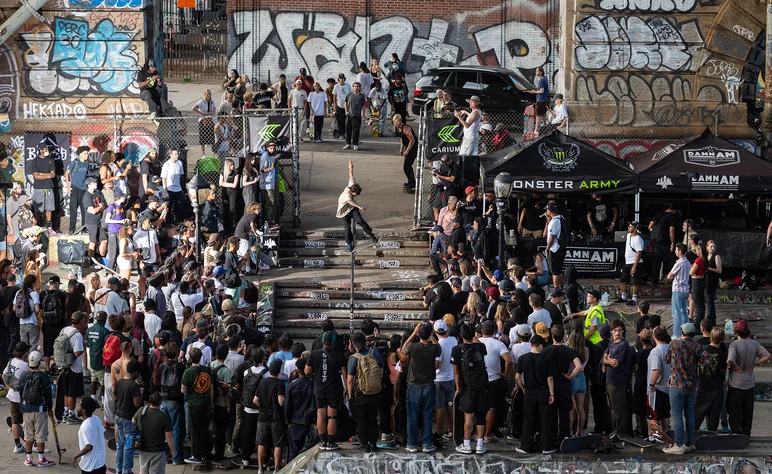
[483,131,638,194]
[627,128,772,194]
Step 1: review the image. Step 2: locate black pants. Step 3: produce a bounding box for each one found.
[288,424,310,462]
[68,186,87,233]
[393,102,407,121]
[511,387,525,437]
[607,383,627,436]
[380,381,394,434]
[430,253,446,278]
[335,106,346,138]
[241,412,258,461]
[691,278,706,325]
[106,232,119,271]
[590,381,609,435]
[313,115,324,140]
[140,88,168,116]
[695,386,723,432]
[552,381,573,442]
[727,386,755,436]
[81,465,107,474]
[188,404,210,460]
[707,276,718,322]
[403,152,417,188]
[223,188,238,234]
[5,316,20,361]
[168,190,184,224]
[650,241,673,283]
[521,387,553,452]
[343,208,375,245]
[346,116,362,146]
[213,405,229,459]
[350,393,381,447]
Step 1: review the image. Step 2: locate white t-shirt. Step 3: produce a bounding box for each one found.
[18,290,40,326]
[134,229,159,263]
[144,313,162,342]
[551,103,569,125]
[625,233,644,265]
[479,336,508,382]
[161,160,184,192]
[511,342,532,384]
[283,358,298,380]
[356,72,374,97]
[508,324,531,349]
[336,177,357,218]
[3,358,29,403]
[62,326,85,373]
[171,291,204,322]
[288,89,307,110]
[186,340,212,366]
[368,88,387,110]
[435,336,458,383]
[195,98,216,120]
[547,215,563,253]
[332,83,352,109]
[527,308,552,328]
[93,289,128,327]
[78,415,106,472]
[307,91,328,116]
[515,281,528,291]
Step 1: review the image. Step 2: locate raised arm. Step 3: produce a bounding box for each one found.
[348,160,354,180]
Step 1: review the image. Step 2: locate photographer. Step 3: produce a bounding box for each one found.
[430,155,459,222]
[137,60,167,119]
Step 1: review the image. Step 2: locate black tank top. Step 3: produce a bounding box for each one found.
[400,125,417,157]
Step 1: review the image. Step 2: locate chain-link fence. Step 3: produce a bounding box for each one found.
[413,105,766,228]
[0,108,301,231]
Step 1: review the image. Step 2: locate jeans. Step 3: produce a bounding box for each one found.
[671,291,689,338]
[607,383,627,436]
[140,88,168,116]
[261,188,276,224]
[727,386,755,436]
[68,186,87,233]
[429,233,449,256]
[161,400,184,463]
[345,116,362,145]
[691,278,706,325]
[288,424,310,462]
[669,387,696,447]
[694,386,722,432]
[406,384,436,449]
[342,208,375,245]
[115,416,135,473]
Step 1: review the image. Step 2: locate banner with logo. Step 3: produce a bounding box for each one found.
[539,245,620,273]
[426,117,463,161]
[248,116,292,154]
[23,132,71,173]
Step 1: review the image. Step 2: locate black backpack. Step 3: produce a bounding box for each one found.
[42,291,64,325]
[649,215,669,242]
[158,360,182,399]
[461,343,488,389]
[22,371,43,406]
[241,365,267,409]
[554,215,571,250]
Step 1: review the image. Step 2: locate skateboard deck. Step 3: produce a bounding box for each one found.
[371,110,380,137]
[193,461,211,471]
[694,434,750,451]
[49,412,65,464]
[649,421,674,447]
[503,388,519,441]
[560,434,603,454]
[452,393,463,448]
[618,434,658,453]
[54,371,65,422]
[107,438,117,451]
[231,456,259,469]
[665,430,716,441]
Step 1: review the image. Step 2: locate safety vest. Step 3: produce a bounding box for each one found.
[584,305,606,344]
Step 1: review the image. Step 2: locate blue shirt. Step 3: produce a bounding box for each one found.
[259,151,277,190]
[67,159,90,190]
[267,350,295,385]
[536,77,549,102]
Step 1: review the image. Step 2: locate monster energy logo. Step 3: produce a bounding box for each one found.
[553,151,565,161]
[259,124,282,141]
[437,125,460,143]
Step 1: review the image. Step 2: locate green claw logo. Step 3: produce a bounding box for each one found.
[259,124,282,141]
[437,125,460,143]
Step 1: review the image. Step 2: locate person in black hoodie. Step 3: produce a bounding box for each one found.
[564,266,582,314]
[470,217,490,264]
[285,357,313,461]
[428,282,458,322]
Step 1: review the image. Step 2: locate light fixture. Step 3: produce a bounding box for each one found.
[494,172,513,200]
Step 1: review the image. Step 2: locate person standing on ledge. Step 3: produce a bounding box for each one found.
[336,160,379,252]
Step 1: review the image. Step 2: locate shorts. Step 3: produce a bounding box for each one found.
[62,369,85,398]
[42,322,66,357]
[140,262,158,277]
[459,387,489,415]
[435,380,455,408]
[571,371,587,395]
[87,224,104,243]
[22,411,48,443]
[315,395,343,411]
[620,264,642,286]
[534,101,548,117]
[431,184,444,209]
[257,420,288,447]
[547,249,566,276]
[32,189,55,213]
[91,368,105,383]
[648,390,671,420]
[9,401,22,425]
[485,378,506,409]
[521,229,544,238]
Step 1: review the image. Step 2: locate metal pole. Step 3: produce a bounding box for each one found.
[194,200,200,262]
[634,192,640,222]
[497,199,506,270]
[349,250,354,335]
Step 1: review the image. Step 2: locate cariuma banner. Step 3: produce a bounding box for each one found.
[427,117,463,160]
[248,115,292,153]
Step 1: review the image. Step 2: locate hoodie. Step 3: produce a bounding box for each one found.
[564,266,581,313]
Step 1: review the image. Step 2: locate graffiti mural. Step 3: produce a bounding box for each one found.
[227,9,557,86]
[0,45,20,133]
[65,0,144,8]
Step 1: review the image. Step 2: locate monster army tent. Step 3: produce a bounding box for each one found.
[482,131,638,194]
[628,128,772,194]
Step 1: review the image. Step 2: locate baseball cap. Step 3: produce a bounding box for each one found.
[629,221,641,230]
[588,289,601,300]
[76,145,90,155]
[535,322,549,338]
[498,279,515,291]
[681,322,697,336]
[196,318,209,329]
[338,73,346,79]
[465,186,477,195]
[429,225,443,233]
[554,93,564,100]
[485,287,500,300]
[157,330,171,344]
[443,314,455,326]
[108,277,121,286]
[517,325,532,336]
[450,277,462,288]
[433,319,448,334]
[469,275,481,288]
[147,59,155,67]
[733,319,749,332]
[493,270,505,281]
[294,79,302,85]
[545,202,558,212]
[28,351,42,368]
[213,266,227,277]
[352,331,367,349]
[599,324,611,338]
[549,289,565,299]
[113,188,125,200]
[14,341,30,354]
[137,210,153,223]
[48,275,61,284]
[222,299,234,312]
[151,175,161,183]
[204,279,215,289]
[85,176,97,186]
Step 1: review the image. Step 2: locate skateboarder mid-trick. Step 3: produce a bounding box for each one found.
[336,160,380,252]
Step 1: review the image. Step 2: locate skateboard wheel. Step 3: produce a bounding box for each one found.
[640,448,644,453]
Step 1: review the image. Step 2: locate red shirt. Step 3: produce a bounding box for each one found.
[692,257,707,277]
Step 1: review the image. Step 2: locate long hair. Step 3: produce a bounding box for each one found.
[463,292,481,316]
[67,283,87,316]
[21,274,36,294]
[568,329,587,363]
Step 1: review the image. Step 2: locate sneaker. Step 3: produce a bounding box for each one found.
[484,433,497,444]
[406,446,419,453]
[37,458,54,467]
[350,435,360,446]
[506,434,517,441]
[257,470,264,474]
[371,236,381,248]
[314,139,321,143]
[614,298,627,304]
[442,432,453,440]
[455,444,472,454]
[422,445,436,453]
[626,300,636,306]
[13,445,24,454]
[353,145,359,151]
[663,444,685,455]
[319,442,328,451]
[542,448,557,454]
[24,459,34,467]
[515,447,527,454]
[721,425,730,434]
[476,444,487,455]
[338,135,344,140]
[242,459,251,467]
[259,263,270,271]
[346,243,354,252]
[326,442,339,451]
[47,228,57,236]
[103,421,114,429]
[343,144,351,150]
[380,433,393,442]
[184,456,203,464]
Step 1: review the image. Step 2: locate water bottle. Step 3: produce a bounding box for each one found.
[77,266,82,282]
[601,292,610,306]
[724,318,735,337]
[68,268,74,280]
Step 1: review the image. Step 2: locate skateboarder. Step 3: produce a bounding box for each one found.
[336,160,379,252]
[18,351,55,467]
[515,335,555,454]
[393,114,417,192]
[450,323,489,454]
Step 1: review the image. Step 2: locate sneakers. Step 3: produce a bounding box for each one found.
[319,442,328,450]
[353,145,359,151]
[422,445,436,453]
[314,139,322,143]
[242,459,251,467]
[13,445,24,454]
[515,447,527,454]
[484,433,498,444]
[663,444,685,455]
[542,448,557,454]
[47,228,57,236]
[343,144,352,150]
[371,236,381,248]
[455,444,472,454]
[406,446,419,453]
[325,442,339,451]
[63,413,82,424]
[37,458,54,467]
[23,459,34,467]
[346,243,354,252]
[380,433,394,442]
[476,444,487,455]
[350,435,360,446]
[442,432,453,440]
[184,456,203,464]
[258,263,270,271]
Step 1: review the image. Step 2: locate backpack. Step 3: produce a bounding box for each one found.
[461,343,488,389]
[353,351,382,396]
[22,371,42,405]
[12,239,24,268]
[573,284,589,312]
[241,365,267,409]
[554,215,571,250]
[212,364,231,398]
[53,327,76,369]
[102,334,122,367]
[4,361,20,391]
[13,290,31,320]
[42,291,64,325]
[649,216,668,242]
[151,348,168,388]
[158,360,182,399]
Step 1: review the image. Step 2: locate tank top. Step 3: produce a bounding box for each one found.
[464,110,481,139]
[223,174,236,194]
[707,253,719,282]
[400,125,417,157]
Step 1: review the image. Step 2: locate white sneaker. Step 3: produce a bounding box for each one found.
[475,444,487,455]
[343,144,351,150]
[663,444,685,455]
[455,444,472,454]
[13,445,24,454]
[259,263,270,270]
[353,145,359,151]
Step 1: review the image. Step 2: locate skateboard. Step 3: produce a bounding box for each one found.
[193,461,211,471]
[231,455,259,469]
[452,393,464,448]
[694,434,750,451]
[560,434,603,454]
[665,429,716,441]
[371,110,380,137]
[618,434,658,453]
[54,371,65,422]
[107,438,117,451]
[48,412,65,464]
[348,237,382,253]
[649,421,675,447]
[402,184,415,194]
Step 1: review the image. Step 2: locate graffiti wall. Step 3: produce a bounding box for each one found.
[0,0,149,132]
[225,0,562,91]
[564,0,766,139]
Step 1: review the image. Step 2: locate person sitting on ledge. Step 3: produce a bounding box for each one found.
[137,59,168,120]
